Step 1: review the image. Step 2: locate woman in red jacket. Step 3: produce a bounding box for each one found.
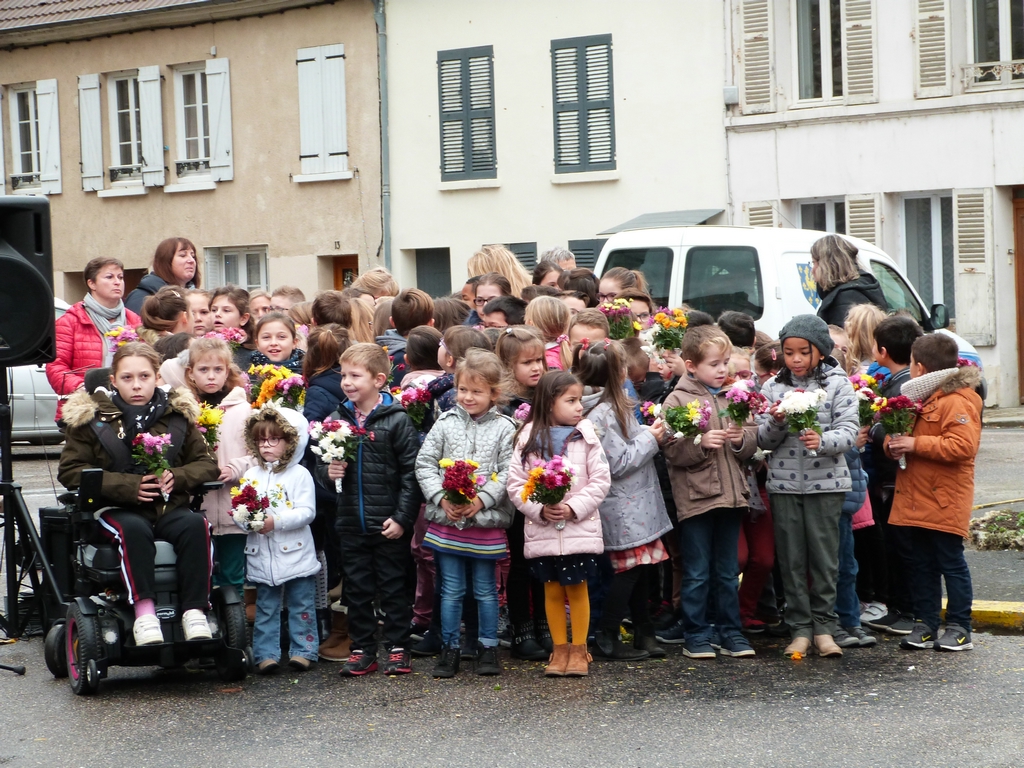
[46,257,141,424]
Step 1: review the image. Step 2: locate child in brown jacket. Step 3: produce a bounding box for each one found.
[887,333,982,652]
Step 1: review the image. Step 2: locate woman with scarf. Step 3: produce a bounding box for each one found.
[47,257,142,427]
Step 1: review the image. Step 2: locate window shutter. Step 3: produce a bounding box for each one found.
[320,45,348,174]
[914,0,951,98]
[0,92,5,195]
[297,44,349,177]
[841,0,878,104]
[438,46,496,181]
[205,58,233,182]
[552,35,615,173]
[845,193,881,245]
[568,238,607,270]
[505,242,538,270]
[137,65,165,187]
[745,201,778,227]
[953,188,995,345]
[36,78,62,195]
[77,74,103,192]
[204,251,223,289]
[739,0,775,114]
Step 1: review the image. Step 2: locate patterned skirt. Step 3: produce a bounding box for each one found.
[607,538,669,574]
[528,554,599,586]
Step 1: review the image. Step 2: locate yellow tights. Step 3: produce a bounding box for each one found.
[544,581,590,646]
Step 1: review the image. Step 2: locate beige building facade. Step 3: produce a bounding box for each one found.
[0,0,382,302]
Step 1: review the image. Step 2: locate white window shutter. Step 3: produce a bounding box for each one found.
[297,47,325,175]
[36,78,62,195]
[138,65,165,187]
[914,0,951,98]
[740,0,775,114]
[841,0,878,104]
[845,193,881,245]
[77,74,103,192]
[0,92,6,195]
[321,44,348,174]
[745,201,778,227]
[205,58,233,182]
[204,251,223,289]
[953,188,995,345]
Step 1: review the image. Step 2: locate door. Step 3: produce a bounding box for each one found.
[333,256,359,290]
[1013,198,1024,402]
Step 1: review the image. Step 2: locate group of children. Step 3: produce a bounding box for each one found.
[55,255,984,685]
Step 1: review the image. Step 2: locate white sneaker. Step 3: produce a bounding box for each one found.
[182,609,212,641]
[133,614,164,646]
[860,601,887,624]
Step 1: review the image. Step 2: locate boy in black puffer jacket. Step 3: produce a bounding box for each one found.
[319,343,422,677]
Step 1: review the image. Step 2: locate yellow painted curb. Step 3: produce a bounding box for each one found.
[942,599,1024,630]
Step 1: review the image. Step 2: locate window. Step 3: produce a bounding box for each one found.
[416,248,452,298]
[296,44,350,181]
[204,246,267,291]
[173,59,233,182]
[437,46,496,181]
[682,246,764,320]
[798,198,846,233]
[869,260,925,324]
[903,195,954,318]
[7,80,61,194]
[551,35,615,173]
[109,75,143,181]
[568,238,608,273]
[506,242,538,270]
[601,246,672,308]
[797,0,843,100]
[968,0,1024,83]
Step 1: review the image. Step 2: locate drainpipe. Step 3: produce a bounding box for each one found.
[374,0,392,270]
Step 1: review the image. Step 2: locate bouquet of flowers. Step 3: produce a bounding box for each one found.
[775,388,828,457]
[105,325,139,353]
[598,298,640,340]
[872,395,921,470]
[650,308,688,351]
[720,379,769,424]
[439,458,488,530]
[197,403,224,450]
[203,327,247,352]
[520,455,576,530]
[308,419,370,492]
[664,398,713,445]
[229,479,286,532]
[639,401,662,426]
[131,432,173,501]
[513,402,531,422]
[849,373,882,428]
[249,364,306,410]
[392,384,432,428]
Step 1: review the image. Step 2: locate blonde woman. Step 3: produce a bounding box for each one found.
[843,303,887,375]
[468,244,531,298]
[811,235,888,326]
[351,266,400,299]
[347,295,377,343]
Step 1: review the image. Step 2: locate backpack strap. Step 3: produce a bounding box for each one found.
[90,413,189,472]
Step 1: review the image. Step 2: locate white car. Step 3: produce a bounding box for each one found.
[9,299,68,444]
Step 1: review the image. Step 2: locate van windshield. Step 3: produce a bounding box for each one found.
[682,246,763,319]
[601,248,672,308]
[869,260,924,324]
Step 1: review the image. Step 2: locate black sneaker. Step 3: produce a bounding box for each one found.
[475,643,501,675]
[411,629,442,657]
[899,622,936,650]
[865,610,914,635]
[409,623,428,643]
[935,624,973,652]
[655,618,687,644]
[383,647,412,675]
[339,649,378,676]
[833,628,861,649]
[433,645,460,678]
[845,626,878,648]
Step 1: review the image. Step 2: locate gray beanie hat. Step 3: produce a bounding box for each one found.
[778,314,834,357]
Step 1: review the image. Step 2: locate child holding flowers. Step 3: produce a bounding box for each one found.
[415,350,517,678]
[250,312,305,373]
[757,315,858,658]
[508,371,611,677]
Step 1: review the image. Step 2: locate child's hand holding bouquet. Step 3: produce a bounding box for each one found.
[520,455,577,531]
[309,419,369,493]
[439,458,487,530]
[873,395,921,470]
[664,399,713,446]
[132,432,174,502]
[774,388,828,457]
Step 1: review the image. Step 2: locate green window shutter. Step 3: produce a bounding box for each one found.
[438,46,496,181]
[505,242,538,270]
[552,34,615,174]
[568,238,607,270]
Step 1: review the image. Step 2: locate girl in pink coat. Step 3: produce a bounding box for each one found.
[508,371,611,678]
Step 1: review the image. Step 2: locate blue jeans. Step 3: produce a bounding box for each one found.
[253,576,318,664]
[679,508,743,643]
[434,550,499,649]
[893,525,973,631]
[836,510,861,628]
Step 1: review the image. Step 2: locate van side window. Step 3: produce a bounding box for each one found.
[682,246,763,320]
[601,248,672,308]
[869,261,924,323]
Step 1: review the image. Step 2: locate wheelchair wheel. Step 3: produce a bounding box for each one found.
[215,599,249,682]
[66,603,101,695]
[44,622,68,678]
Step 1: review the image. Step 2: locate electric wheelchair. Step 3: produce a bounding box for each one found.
[41,467,250,694]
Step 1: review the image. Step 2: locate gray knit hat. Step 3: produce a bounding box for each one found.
[778,314,834,357]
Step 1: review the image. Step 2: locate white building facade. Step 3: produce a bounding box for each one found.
[384,0,731,294]
[727,0,1024,407]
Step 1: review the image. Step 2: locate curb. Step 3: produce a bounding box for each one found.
[944,599,1024,631]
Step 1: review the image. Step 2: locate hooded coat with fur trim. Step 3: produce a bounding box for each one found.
[57,386,218,521]
[888,365,982,538]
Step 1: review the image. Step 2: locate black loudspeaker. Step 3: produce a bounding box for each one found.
[0,197,55,365]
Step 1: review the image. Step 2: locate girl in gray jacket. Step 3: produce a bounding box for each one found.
[575,341,674,661]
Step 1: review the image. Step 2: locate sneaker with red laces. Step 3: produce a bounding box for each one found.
[340,649,378,677]
[382,647,412,675]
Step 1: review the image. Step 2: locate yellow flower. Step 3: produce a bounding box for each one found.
[467,459,480,469]
[229,485,241,497]
[633,321,642,331]
[439,458,455,468]
[491,472,498,482]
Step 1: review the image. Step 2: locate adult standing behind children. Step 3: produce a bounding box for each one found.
[126,237,200,315]
[811,235,887,327]
[887,334,982,652]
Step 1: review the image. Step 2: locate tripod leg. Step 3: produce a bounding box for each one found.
[0,662,27,675]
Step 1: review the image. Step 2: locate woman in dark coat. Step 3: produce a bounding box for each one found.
[125,237,200,315]
[812,234,888,327]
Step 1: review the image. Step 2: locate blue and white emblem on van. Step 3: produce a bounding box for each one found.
[797,264,821,309]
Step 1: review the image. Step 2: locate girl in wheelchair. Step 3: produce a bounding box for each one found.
[57,342,220,646]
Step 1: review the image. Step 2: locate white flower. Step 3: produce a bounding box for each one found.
[752,448,771,462]
[776,388,827,415]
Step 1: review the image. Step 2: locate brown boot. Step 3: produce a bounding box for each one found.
[545,644,570,676]
[814,634,843,657]
[784,636,811,658]
[318,611,352,662]
[244,586,257,624]
[564,643,592,677]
